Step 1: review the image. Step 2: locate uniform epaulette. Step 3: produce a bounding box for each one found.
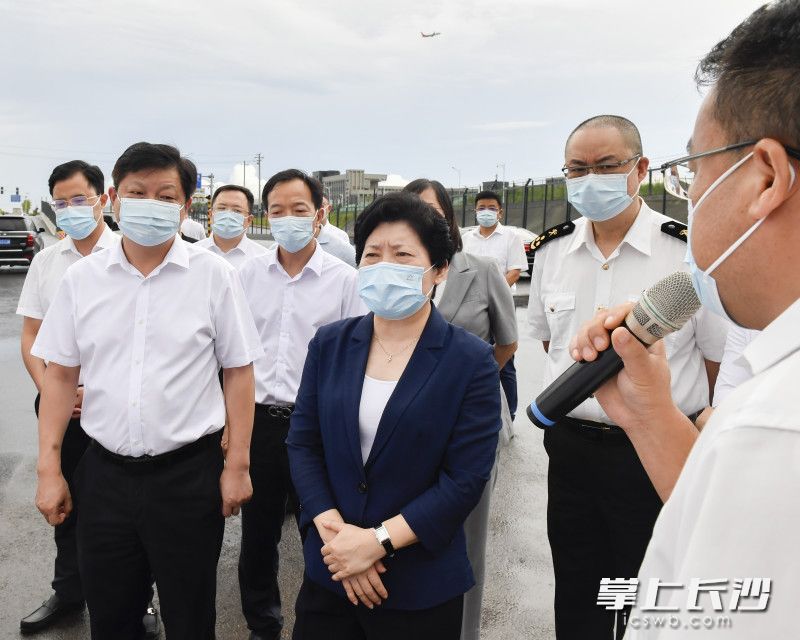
[531,221,575,252]
[661,220,688,242]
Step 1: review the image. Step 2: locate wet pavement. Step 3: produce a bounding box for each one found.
[0,257,554,639]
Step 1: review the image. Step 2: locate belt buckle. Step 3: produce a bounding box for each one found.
[268,405,293,419]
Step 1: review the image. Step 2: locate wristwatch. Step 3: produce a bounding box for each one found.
[373,523,395,558]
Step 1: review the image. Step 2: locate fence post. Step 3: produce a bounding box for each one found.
[462,188,468,227]
[648,168,654,195]
[522,178,532,229]
[542,179,549,232]
[661,187,667,214]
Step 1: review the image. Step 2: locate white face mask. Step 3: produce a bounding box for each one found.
[686,152,796,324]
[566,162,639,222]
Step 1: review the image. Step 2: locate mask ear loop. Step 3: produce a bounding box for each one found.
[705,155,797,277]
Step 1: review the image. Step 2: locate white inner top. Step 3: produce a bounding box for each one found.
[358,374,398,464]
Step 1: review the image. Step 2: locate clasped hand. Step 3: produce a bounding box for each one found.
[321,521,388,608]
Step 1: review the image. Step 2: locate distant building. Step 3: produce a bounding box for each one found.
[321,170,388,205]
[377,174,409,195]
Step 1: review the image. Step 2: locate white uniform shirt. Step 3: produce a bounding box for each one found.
[527,201,728,422]
[180,217,207,241]
[321,221,350,245]
[16,225,119,320]
[317,223,356,267]
[712,324,760,407]
[237,242,367,405]
[462,222,529,275]
[31,239,264,456]
[625,299,800,639]
[196,234,269,269]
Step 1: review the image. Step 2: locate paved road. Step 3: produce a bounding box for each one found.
[0,261,554,639]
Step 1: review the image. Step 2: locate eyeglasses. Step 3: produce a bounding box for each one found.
[561,154,641,179]
[50,195,101,211]
[659,140,800,200]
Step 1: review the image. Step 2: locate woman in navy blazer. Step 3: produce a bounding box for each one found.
[287,192,502,640]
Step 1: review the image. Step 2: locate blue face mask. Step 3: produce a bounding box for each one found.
[118,198,182,247]
[56,205,99,240]
[476,210,499,228]
[686,151,796,324]
[566,163,638,222]
[211,210,246,240]
[358,262,435,320]
[270,215,315,253]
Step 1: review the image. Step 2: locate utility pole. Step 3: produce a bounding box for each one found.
[207,173,215,196]
[242,161,247,188]
[254,153,263,210]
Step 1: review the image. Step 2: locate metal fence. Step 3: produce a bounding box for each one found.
[189,169,689,240]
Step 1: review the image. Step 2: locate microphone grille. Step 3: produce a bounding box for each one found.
[631,271,701,344]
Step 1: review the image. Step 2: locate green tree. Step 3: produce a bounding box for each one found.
[22,199,31,214]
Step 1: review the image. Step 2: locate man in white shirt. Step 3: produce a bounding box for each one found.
[15,160,153,635]
[570,5,800,636]
[32,142,263,640]
[463,190,529,421]
[527,116,727,639]
[180,216,207,241]
[196,185,268,268]
[236,169,365,640]
[316,196,356,267]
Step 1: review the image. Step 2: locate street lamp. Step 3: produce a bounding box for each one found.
[451,166,461,188]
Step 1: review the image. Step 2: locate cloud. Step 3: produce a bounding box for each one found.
[471,121,550,132]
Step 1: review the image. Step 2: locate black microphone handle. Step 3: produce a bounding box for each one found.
[527,346,624,428]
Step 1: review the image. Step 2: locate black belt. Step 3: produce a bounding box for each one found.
[257,403,295,420]
[90,430,221,466]
[561,410,703,438]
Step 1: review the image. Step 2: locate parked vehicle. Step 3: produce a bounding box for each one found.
[0,215,46,267]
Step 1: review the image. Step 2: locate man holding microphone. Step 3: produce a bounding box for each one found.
[571,2,800,635]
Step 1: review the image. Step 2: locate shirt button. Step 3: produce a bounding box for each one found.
[601,263,609,270]
[357,482,368,494]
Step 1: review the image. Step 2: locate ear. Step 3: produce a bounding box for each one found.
[636,155,650,183]
[433,262,449,284]
[181,199,191,222]
[748,139,797,222]
[244,214,253,230]
[99,193,109,207]
[109,187,121,219]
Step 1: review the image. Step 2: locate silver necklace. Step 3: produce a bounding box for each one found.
[373,333,419,363]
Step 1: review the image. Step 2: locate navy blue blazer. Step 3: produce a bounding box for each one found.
[287,305,502,610]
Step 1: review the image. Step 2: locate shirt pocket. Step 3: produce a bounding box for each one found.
[543,292,576,350]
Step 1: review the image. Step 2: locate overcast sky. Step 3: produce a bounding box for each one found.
[0,0,764,203]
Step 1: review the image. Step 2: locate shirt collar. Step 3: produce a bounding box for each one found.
[60,223,119,255]
[475,222,505,239]
[566,198,652,257]
[106,234,190,275]
[210,233,248,254]
[744,298,800,375]
[265,239,324,278]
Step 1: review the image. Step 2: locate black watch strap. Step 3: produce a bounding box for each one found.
[373,524,395,558]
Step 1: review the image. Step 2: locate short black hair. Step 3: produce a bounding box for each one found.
[211,185,254,213]
[696,0,800,149]
[566,115,643,156]
[262,169,323,210]
[111,142,196,202]
[354,192,454,267]
[403,178,463,252]
[475,190,502,209]
[48,160,104,197]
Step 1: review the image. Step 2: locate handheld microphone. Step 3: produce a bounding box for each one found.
[527,271,701,428]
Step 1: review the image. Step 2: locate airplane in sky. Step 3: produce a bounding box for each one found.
[420,31,442,38]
